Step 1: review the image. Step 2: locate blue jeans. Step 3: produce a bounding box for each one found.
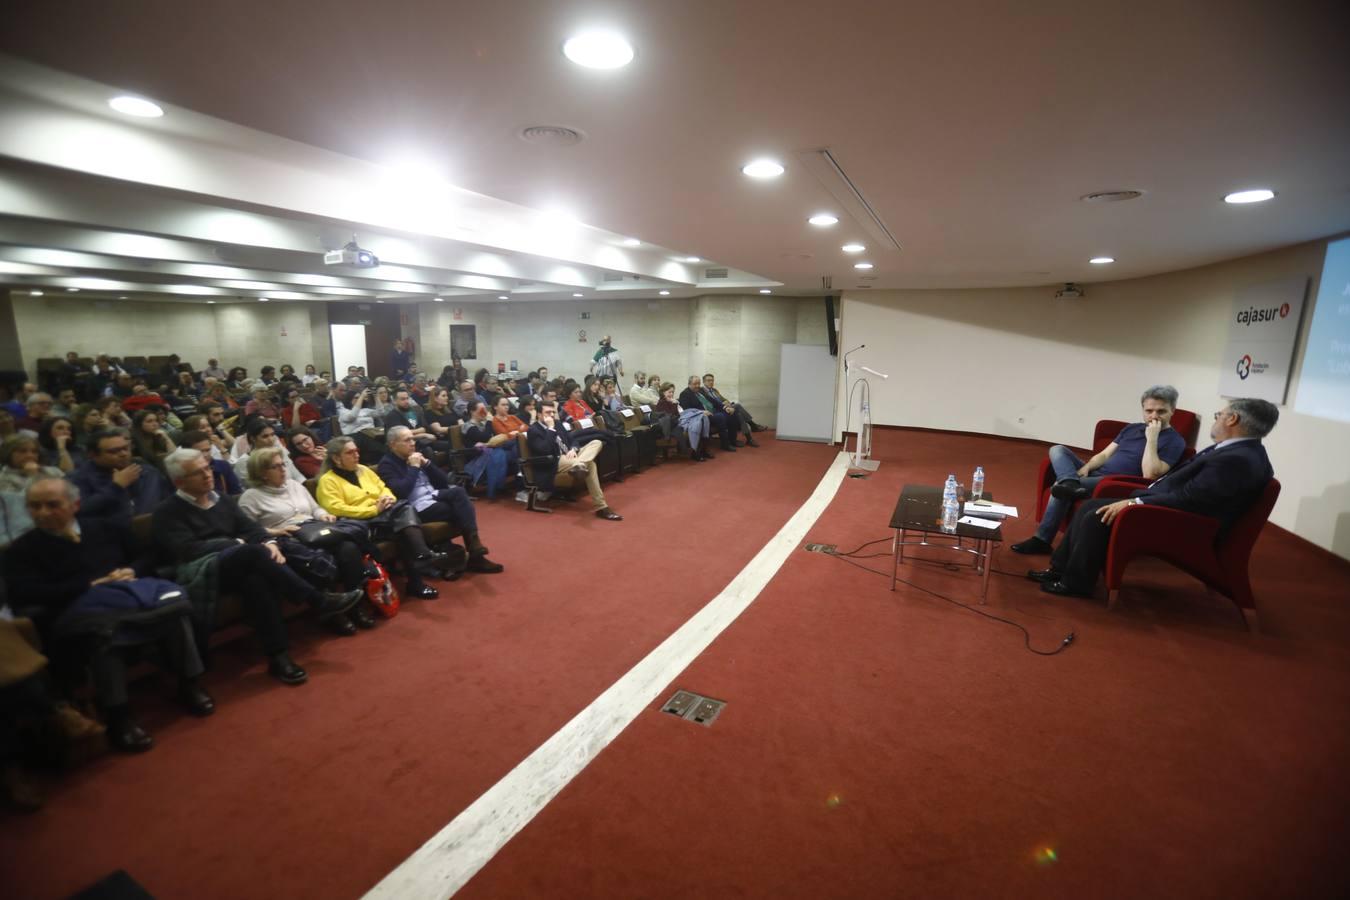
[1035,445,1104,542]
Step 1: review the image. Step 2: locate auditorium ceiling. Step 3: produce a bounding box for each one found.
[0,0,1347,305]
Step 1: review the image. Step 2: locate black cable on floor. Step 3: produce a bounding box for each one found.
[823,550,1076,656]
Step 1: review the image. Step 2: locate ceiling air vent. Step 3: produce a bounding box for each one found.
[519,125,584,146]
[703,267,729,279]
[821,275,833,290]
[602,272,625,282]
[1080,190,1144,203]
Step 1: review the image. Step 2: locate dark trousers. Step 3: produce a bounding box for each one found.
[332,540,367,592]
[216,544,317,656]
[87,615,205,708]
[1050,498,1115,591]
[418,486,478,533]
[709,411,736,447]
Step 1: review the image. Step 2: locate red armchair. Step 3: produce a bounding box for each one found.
[1032,410,1201,526]
[1091,477,1281,632]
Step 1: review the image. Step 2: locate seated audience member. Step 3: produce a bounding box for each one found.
[314,437,444,599]
[680,376,738,453]
[0,410,14,440]
[370,384,395,420]
[71,404,104,451]
[656,382,713,461]
[51,388,78,420]
[301,364,320,386]
[194,402,235,457]
[153,449,361,684]
[524,401,621,519]
[279,386,322,431]
[564,384,596,422]
[244,385,280,419]
[70,428,171,525]
[601,379,626,412]
[491,397,527,440]
[4,478,212,752]
[174,371,200,401]
[180,429,242,496]
[1028,398,1278,599]
[96,396,131,430]
[156,354,184,385]
[518,371,543,401]
[334,384,378,433]
[225,367,249,391]
[437,364,459,390]
[238,447,378,633]
[0,436,66,547]
[232,418,304,485]
[277,364,302,385]
[459,401,520,498]
[318,381,341,418]
[702,373,763,444]
[202,358,227,380]
[581,376,606,414]
[410,373,431,405]
[628,371,659,407]
[15,392,53,433]
[377,427,502,573]
[453,380,479,417]
[537,366,550,384]
[287,427,326,479]
[37,416,79,473]
[516,395,538,426]
[423,386,459,441]
[1012,385,1187,555]
[258,366,279,387]
[204,380,239,411]
[130,408,178,472]
[383,389,436,450]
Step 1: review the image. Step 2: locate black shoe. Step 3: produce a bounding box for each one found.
[178,681,216,717]
[721,444,737,452]
[1025,569,1062,584]
[745,438,760,447]
[751,423,768,432]
[443,546,470,573]
[1040,579,1094,599]
[321,612,358,636]
[466,554,504,574]
[407,584,440,600]
[268,653,308,686]
[348,603,378,629]
[700,449,715,460]
[414,551,449,569]
[690,451,705,462]
[1010,536,1054,555]
[1050,479,1091,502]
[108,718,154,753]
[316,588,363,617]
[595,508,623,521]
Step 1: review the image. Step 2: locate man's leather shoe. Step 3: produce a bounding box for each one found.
[179,681,216,717]
[108,718,154,753]
[348,603,377,629]
[268,653,308,686]
[1025,569,1062,584]
[745,437,760,447]
[751,423,768,432]
[316,588,363,617]
[407,584,440,600]
[321,612,358,636]
[1010,536,1054,555]
[595,508,623,521]
[1040,579,1093,599]
[721,444,737,452]
[700,449,715,460]
[466,554,504,574]
[414,550,449,568]
[1050,479,1091,502]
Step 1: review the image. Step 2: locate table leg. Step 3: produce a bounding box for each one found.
[891,528,900,591]
[979,539,993,605]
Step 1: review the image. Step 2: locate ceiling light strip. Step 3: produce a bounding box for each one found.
[796,148,902,252]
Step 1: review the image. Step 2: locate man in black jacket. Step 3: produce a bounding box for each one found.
[680,377,738,452]
[4,478,210,752]
[1030,398,1278,598]
[376,427,502,573]
[68,428,171,525]
[152,448,361,685]
[525,403,621,520]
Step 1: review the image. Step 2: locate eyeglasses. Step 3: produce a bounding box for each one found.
[1213,410,1232,420]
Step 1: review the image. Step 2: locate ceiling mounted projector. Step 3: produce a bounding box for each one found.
[1055,282,1084,299]
[324,236,380,269]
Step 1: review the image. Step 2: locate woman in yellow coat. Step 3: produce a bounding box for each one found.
[315,436,445,599]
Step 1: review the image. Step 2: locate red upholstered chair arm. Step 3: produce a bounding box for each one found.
[1105,505,1222,589]
[1092,476,1149,499]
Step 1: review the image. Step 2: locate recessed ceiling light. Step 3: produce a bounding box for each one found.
[808,214,838,226]
[376,299,386,304]
[29,290,42,296]
[1224,188,1276,204]
[562,31,635,69]
[433,296,445,302]
[572,292,584,297]
[759,289,773,294]
[1089,256,1115,265]
[658,290,670,296]
[207,300,216,305]
[67,287,80,292]
[684,256,701,263]
[853,262,874,270]
[498,295,509,300]
[117,295,127,300]
[109,95,164,118]
[741,159,785,179]
[841,243,865,253]
[622,238,641,247]
[258,297,270,302]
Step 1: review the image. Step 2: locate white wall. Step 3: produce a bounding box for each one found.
[837,238,1350,560]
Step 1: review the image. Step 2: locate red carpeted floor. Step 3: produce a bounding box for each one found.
[0,435,837,899]
[456,429,1350,900]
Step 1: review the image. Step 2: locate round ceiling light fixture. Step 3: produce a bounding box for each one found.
[498,295,509,300]
[67,287,80,292]
[29,290,43,296]
[109,95,164,118]
[808,214,839,227]
[572,292,584,297]
[258,297,270,302]
[658,290,670,296]
[683,256,701,263]
[853,262,874,270]
[1224,188,1276,204]
[433,296,445,302]
[1089,256,1115,265]
[841,243,866,253]
[741,158,784,179]
[563,31,635,69]
[759,289,773,294]
[622,238,641,247]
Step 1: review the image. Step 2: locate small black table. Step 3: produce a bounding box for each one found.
[889,484,1004,603]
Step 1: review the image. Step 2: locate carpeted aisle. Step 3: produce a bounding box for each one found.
[0,434,837,900]
[457,429,1350,900]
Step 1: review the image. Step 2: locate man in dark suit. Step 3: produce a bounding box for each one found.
[525,402,621,520]
[680,377,738,452]
[1030,397,1278,598]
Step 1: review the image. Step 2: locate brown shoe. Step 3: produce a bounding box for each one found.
[51,703,106,740]
[595,508,623,521]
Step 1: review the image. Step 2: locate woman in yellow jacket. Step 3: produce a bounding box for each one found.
[315,436,445,599]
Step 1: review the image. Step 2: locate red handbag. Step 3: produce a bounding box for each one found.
[363,555,401,618]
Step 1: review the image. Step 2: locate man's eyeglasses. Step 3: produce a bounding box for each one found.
[1213,410,1232,420]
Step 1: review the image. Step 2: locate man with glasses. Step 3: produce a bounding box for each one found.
[69,428,171,524]
[1028,398,1278,599]
[153,448,361,685]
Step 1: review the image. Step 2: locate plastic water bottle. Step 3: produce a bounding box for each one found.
[941,492,960,533]
[971,466,985,501]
